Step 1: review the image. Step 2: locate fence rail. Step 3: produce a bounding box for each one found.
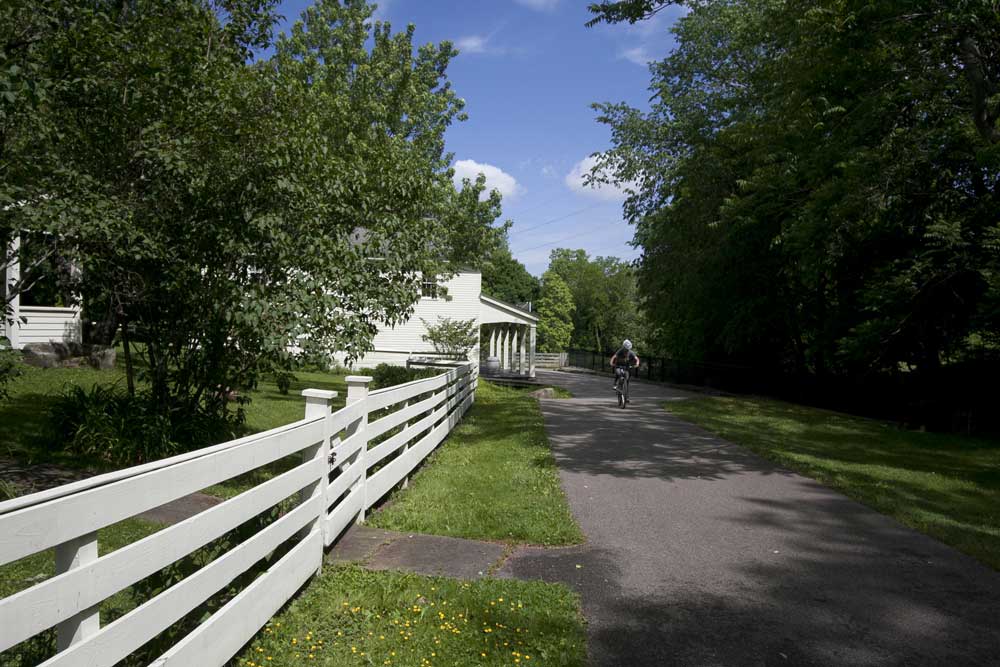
[0,362,477,665]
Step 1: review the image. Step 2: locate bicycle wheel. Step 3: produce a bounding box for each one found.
[619,379,627,408]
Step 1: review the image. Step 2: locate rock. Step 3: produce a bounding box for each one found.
[88,346,116,371]
[22,347,59,368]
[51,341,85,359]
[529,387,556,399]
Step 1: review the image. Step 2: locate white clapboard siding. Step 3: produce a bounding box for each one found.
[0,419,325,564]
[16,306,82,347]
[348,271,482,368]
[0,362,477,667]
[0,457,324,652]
[39,496,322,667]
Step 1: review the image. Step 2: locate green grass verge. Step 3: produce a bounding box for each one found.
[234,564,586,667]
[667,396,1000,570]
[367,381,583,546]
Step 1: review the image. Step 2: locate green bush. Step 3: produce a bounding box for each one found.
[49,384,240,466]
[0,346,23,402]
[369,363,440,390]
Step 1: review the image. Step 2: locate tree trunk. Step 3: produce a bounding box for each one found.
[120,319,135,398]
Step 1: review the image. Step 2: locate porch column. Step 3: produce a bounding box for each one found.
[510,324,521,373]
[505,325,513,372]
[529,325,537,378]
[519,325,527,376]
[500,326,508,371]
[4,235,20,350]
[489,325,497,358]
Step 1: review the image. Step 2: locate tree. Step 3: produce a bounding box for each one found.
[421,316,479,359]
[547,248,646,352]
[2,0,503,429]
[536,270,575,352]
[481,246,540,306]
[591,0,1000,382]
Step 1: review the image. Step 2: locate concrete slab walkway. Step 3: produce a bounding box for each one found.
[327,525,510,580]
[496,370,1000,666]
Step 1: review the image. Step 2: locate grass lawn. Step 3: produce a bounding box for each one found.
[0,363,347,499]
[667,396,1000,570]
[367,381,583,546]
[234,564,587,667]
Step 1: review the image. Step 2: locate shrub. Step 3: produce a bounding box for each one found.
[369,363,440,390]
[420,316,478,358]
[273,370,296,395]
[0,344,23,402]
[49,384,241,466]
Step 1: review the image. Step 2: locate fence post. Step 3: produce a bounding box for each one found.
[55,532,99,650]
[301,389,336,567]
[346,375,373,524]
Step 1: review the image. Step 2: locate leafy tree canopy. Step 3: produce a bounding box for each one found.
[536,270,575,353]
[547,248,646,353]
[592,0,1000,378]
[1,0,503,423]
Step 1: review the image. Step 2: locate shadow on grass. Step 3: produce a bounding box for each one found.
[669,396,1000,569]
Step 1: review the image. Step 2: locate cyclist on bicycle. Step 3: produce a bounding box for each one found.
[609,340,640,397]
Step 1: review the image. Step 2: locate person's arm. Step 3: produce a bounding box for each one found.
[609,355,616,367]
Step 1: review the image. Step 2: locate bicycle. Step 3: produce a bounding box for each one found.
[613,365,632,408]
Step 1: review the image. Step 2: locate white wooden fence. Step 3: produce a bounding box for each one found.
[0,362,477,665]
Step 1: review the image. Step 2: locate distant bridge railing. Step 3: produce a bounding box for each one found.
[0,362,477,665]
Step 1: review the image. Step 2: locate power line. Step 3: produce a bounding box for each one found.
[512,224,613,254]
[508,203,610,237]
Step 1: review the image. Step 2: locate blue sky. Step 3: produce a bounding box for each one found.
[274,1,685,275]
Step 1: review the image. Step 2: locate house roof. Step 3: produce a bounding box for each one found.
[480,294,539,324]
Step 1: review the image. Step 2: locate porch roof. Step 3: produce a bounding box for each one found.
[479,294,538,326]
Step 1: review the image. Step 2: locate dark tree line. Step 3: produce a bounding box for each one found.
[590,1,1000,428]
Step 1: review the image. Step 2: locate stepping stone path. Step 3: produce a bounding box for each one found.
[328,525,510,581]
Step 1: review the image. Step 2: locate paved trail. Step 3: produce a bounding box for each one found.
[498,370,1000,666]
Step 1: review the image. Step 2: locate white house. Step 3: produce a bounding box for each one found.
[2,236,82,350]
[339,269,539,378]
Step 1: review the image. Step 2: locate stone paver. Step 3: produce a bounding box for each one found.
[365,532,507,580]
[326,525,402,565]
[328,524,509,580]
[497,370,1000,667]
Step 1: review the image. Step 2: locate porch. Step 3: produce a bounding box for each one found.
[479,294,538,378]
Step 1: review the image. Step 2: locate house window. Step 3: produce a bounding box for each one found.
[421,279,439,299]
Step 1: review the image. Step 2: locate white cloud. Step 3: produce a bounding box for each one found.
[453,159,522,200]
[541,164,556,178]
[565,155,636,201]
[456,35,489,54]
[620,47,652,66]
[514,0,559,11]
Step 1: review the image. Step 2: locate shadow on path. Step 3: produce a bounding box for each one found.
[501,371,1000,666]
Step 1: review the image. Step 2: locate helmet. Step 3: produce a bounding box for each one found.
[623,340,632,350]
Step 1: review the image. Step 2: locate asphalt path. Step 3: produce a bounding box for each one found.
[498,370,1000,666]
